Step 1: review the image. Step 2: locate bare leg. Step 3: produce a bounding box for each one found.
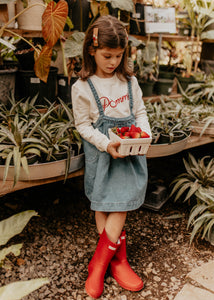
[95,211,108,234]
[95,211,127,243]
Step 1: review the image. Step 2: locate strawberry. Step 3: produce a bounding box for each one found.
[121,135,130,139]
[120,126,129,134]
[116,128,121,133]
[130,132,140,138]
[124,131,130,137]
[130,124,136,132]
[135,127,142,133]
[140,131,150,138]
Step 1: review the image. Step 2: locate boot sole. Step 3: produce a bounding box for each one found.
[111,272,144,291]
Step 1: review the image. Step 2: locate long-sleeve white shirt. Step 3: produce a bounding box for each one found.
[71,73,152,152]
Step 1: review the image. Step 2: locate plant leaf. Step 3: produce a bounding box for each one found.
[34,45,52,83]
[42,0,68,47]
[0,211,38,246]
[0,278,49,300]
[190,219,204,244]
[0,244,23,264]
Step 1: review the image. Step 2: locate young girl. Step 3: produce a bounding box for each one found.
[72,15,152,299]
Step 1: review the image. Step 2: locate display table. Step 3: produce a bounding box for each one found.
[0,134,213,198]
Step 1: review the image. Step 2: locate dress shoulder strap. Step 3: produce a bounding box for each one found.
[128,79,134,113]
[87,78,104,116]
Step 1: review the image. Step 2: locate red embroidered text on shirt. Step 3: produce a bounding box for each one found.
[101,94,129,111]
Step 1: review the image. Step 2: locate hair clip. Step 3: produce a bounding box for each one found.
[93,27,99,47]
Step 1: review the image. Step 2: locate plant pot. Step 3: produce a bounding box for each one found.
[176,75,196,93]
[139,81,155,97]
[52,149,75,161]
[147,136,189,158]
[16,0,45,30]
[16,67,58,105]
[0,153,85,181]
[14,48,35,70]
[158,131,186,145]
[0,67,17,104]
[154,79,174,96]
[158,71,175,80]
[191,121,214,137]
[57,75,78,104]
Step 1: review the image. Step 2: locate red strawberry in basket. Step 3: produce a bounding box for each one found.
[130,124,136,132]
[120,126,129,134]
[140,131,150,138]
[124,131,130,137]
[130,132,140,138]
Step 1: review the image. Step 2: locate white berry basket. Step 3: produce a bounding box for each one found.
[108,129,152,156]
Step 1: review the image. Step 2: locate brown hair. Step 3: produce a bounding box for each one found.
[79,15,133,81]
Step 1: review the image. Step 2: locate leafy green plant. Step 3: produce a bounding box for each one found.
[180,0,214,74]
[169,153,214,244]
[146,98,192,144]
[0,210,49,299]
[170,153,214,202]
[0,103,57,185]
[64,31,85,81]
[179,77,214,105]
[187,188,214,244]
[0,96,83,185]
[0,36,20,67]
[135,41,157,83]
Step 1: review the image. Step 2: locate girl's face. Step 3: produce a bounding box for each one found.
[91,47,125,78]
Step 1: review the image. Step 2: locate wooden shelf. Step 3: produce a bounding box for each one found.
[1,28,74,38]
[2,28,209,43]
[0,168,84,198]
[132,34,197,42]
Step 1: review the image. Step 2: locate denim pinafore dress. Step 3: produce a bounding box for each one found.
[83,78,148,212]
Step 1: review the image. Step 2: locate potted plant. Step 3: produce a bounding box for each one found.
[57,31,85,103]
[0,0,68,84]
[176,0,214,90]
[169,153,214,245]
[0,96,83,185]
[135,40,158,97]
[0,103,56,185]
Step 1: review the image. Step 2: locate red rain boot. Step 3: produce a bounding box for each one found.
[110,230,144,291]
[85,228,119,299]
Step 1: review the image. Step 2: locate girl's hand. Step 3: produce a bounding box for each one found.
[107,142,125,159]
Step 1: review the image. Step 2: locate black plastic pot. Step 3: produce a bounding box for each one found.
[154,79,174,96]
[176,75,196,93]
[57,74,78,104]
[139,81,155,97]
[158,132,186,144]
[158,71,175,80]
[16,67,58,105]
[14,48,35,70]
